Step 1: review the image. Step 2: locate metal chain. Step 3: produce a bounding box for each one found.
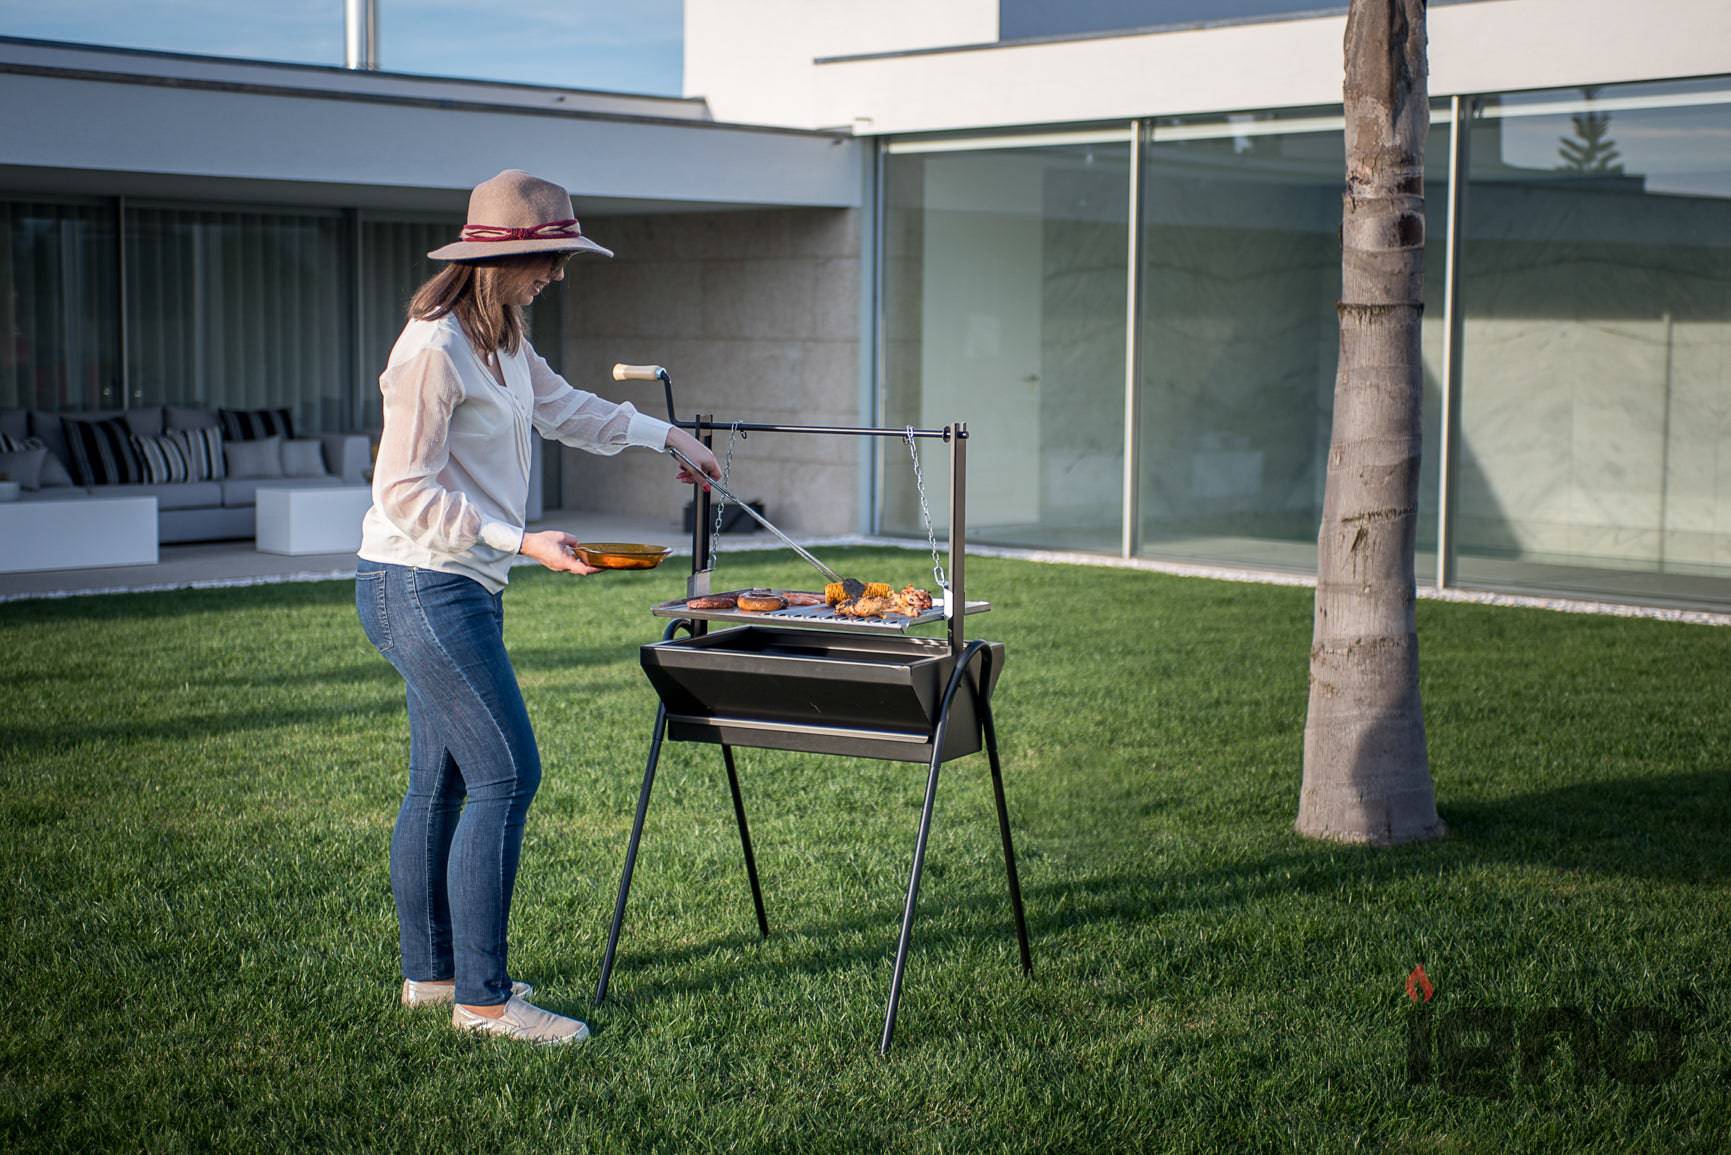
[706,421,742,571]
[904,426,948,591]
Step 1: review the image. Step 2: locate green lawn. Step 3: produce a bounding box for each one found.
[2,549,1727,1152]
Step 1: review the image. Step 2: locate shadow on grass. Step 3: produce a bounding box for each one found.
[1443,768,1731,884]
[562,767,1731,1011]
[0,697,402,758]
[0,577,355,626]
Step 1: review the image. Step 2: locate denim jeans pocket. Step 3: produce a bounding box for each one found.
[355,569,394,654]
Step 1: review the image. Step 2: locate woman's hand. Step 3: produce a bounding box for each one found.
[518,530,602,575]
[664,428,723,489]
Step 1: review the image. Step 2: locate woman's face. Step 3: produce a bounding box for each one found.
[503,254,567,306]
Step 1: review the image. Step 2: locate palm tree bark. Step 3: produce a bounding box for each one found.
[1297,0,1444,845]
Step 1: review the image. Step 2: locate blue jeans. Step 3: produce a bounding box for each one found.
[355,560,541,1006]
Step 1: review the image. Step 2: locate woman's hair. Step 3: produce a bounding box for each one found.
[408,255,549,357]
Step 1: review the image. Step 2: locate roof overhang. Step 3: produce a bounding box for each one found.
[0,37,863,212]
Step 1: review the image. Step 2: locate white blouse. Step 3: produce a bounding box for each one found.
[358,313,671,593]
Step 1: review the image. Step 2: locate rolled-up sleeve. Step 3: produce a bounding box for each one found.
[372,347,523,556]
[526,344,671,454]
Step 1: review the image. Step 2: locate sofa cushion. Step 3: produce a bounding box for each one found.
[27,409,71,463]
[125,406,165,438]
[132,433,192,484]
[61,415,145,486]
[0,443,47,489]
[219,406,294,442]
[281,438,330,478]
[2,432,75,488]
[0,408,26,440]
[168,426,225,481]
[226,435,283,479]
[88,481,223,511]
[165,405,220,432]
[221,475,343,508]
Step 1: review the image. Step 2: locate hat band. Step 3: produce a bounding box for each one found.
[458,218,583,243]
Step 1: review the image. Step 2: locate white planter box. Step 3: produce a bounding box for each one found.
[255,486,375,555]
[0,496,158,572]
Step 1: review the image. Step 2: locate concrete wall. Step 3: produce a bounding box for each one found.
[557,208,862,535]
[684,0,998,128]
[685,0,1731,135]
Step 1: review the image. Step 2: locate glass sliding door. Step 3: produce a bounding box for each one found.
[1456,79,1731,606]
[0,198,119,411]
[881,137,1130,549]
[125,205,350,433]
[1134,108,1450,576]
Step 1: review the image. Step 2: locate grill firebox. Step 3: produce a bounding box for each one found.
[642,627,1005,762]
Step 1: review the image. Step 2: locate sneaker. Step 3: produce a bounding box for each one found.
[451,995,591,1045]
[401,978,533,1008]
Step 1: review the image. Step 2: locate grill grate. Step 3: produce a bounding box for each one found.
[652,591,991,634]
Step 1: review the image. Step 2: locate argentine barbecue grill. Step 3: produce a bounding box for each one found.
[592,367,1032,1056]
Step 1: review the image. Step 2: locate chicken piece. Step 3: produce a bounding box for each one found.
[891,586,934,616]
[837,595,893,618]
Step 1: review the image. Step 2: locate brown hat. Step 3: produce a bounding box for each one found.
[428,169,614,261]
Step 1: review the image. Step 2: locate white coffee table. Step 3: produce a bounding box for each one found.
[255,486,374,555]
[0,495,158,572]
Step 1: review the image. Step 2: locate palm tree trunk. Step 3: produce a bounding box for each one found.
[1296,0,1443,846]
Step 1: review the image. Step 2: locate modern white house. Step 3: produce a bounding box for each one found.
[2,0,1728,609]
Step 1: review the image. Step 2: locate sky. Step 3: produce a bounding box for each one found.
[0,0,684,96]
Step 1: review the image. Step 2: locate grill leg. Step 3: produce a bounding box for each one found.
[880,640,985,1057]
[595,703,667,1007]
[881,745,943,1058]
[721,744,769,939]
[978,656,1031,975]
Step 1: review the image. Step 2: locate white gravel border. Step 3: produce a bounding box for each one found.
[5,534,1727,627]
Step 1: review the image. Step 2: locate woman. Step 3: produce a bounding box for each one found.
[355,169,719,1045]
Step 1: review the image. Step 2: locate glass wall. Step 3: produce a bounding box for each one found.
[125,205,350,434]
[882,139,1130,549]
[1134,108,1449,576]
[0,198,120,410]
[1456,81,1731,603]
[879,78,1731,609]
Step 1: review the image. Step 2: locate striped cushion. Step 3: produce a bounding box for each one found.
[218,406,295,442]
[132,433,192,484]
[61,415,144,486]
[168,426,226,482]
[0,432,31,452]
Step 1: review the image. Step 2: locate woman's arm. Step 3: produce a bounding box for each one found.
[373,347,526,556]
[526,345,671,454]
[525,346,720,482]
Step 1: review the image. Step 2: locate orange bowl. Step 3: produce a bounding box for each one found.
[571,542,673,570]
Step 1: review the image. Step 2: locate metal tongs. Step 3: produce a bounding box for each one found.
[666,445,865,600]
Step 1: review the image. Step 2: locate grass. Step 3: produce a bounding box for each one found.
[1,547,1728,1152]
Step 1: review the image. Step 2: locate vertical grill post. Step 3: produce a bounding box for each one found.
[948,423,967,655]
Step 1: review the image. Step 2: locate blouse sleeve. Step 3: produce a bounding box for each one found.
[525,343,672,455]
[372,347,524,556]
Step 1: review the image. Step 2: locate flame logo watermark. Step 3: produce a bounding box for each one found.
[1401,964,1691,1094]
